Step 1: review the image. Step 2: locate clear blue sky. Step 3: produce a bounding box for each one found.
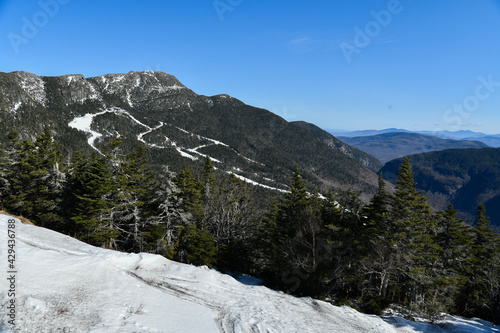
[2,0,500,134]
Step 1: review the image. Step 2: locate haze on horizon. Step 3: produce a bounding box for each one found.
[1,0,499,134]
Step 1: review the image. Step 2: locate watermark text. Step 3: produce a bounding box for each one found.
[6,218,17,327]
[7,0,70,54]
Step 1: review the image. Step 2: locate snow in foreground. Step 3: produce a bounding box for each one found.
[0,214,499,333]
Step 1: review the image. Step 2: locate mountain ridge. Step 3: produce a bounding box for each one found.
[331,128,500,148]
[292,121,383,172]
[339,132,488,164]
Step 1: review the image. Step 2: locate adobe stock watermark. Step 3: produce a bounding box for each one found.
[443,74,500,129]
[213,0,243,21]
[7,0,70,54]
[272,106,296,121]
[145,64,163,73]
[339,0,408,64]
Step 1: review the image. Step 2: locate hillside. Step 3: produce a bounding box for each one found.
[292,121,383,172]
[2,214,499,332]
[339,132,488,164]
[0,70,380,198]
[380,148,500,227]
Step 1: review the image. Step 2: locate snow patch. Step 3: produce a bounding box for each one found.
[176,147,199,161]
[126,90,134,107]
[17,72,47,106]
[230,172,290,193]
[150,85,185,93]
[13,101,22,112]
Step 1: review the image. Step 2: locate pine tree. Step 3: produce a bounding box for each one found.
[457,204,500,320]
[267,168,325,294]
[364,173,390,237]
[259,197,283,281]
[70,152,118,247]
[360,173,394,299]
[111,144,157,252]
[4,125,65,229]
[201,155,217,200]
[333,189,367,296]
[432,204,473,314]
[174,164,204,221]
[174,224,216,267]
[387,156,436,309]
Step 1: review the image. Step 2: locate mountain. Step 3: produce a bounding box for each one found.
[0,70,380,198]
[463,136,500,148]
[380,148,500,227]
[417,130,500,148]
[2,214,498,332]
[332,128,500,148]
[339,132,488,164]
[416,130,499,140]
[329,128,411,138]
[292,121,383,172]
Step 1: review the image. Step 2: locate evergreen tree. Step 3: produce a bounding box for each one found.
[70,152,118,247]
[174,164,204,221]
[318,189,344,295]
[457,204,500,320]
[360,173,394,299]
[432,204,473,314]
[387,157,436,310]
[267,168,325,294]
[364,173,390,237]
[4,125,65,229]
[110,144,157,252]
[174,224,216,267]
[258,197,282,281]
[333,189,367,296]
[201,155,217,200]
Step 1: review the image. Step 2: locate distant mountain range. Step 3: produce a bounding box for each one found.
[338,132,488,164]
[0,71,383,200]
[332,128,500,147]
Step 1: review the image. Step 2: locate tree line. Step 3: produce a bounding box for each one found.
[0,126,499,323]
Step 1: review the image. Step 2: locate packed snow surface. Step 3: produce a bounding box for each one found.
[1,216,499,333]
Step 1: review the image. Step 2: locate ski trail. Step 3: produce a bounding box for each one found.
[69,108,281,188]
[68,109,111,155]
[137,121,165,144]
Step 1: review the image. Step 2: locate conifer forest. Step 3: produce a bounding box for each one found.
[1,125,499,324]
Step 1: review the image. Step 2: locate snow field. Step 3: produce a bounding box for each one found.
[1,215,499,332]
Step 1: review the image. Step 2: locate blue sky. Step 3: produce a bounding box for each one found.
[1,0,500,134]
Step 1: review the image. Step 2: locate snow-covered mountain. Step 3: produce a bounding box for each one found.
[1,214,499,332]
[0,70,382,198]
